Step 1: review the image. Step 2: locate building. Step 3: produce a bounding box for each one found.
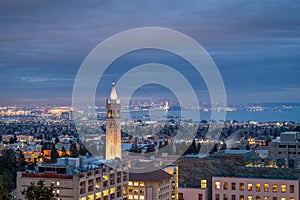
[269,131,300,168]
[178,184,209,200]
[128,162,173,200]
[106,81,122,160]
[213,150,254,166]
[163,165,179,200]
[212,176,299,200]
[17,157,129,200]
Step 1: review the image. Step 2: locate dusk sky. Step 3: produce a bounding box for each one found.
[1,1,300,105]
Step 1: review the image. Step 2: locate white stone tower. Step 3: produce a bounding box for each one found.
[105,81,122,160]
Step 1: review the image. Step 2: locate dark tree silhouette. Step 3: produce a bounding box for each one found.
[22,180,56,200]
[70,143,79,158]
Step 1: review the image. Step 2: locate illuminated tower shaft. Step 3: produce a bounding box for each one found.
[106,82,122,160]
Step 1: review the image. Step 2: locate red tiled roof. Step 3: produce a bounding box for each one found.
[22,173,73,179]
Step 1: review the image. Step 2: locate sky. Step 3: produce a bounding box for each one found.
[0,0,300,106]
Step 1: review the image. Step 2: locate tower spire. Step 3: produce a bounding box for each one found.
[109,81,118,100]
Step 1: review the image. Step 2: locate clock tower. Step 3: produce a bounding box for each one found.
[105,81,122,160]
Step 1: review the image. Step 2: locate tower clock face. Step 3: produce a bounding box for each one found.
[116,99,120,104]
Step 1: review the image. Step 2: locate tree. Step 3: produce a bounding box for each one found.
[0,175,12,200]
[183,139,197,155]
[70,143,79,158]
[79,143,88,156]
[22,180,56,200]
[145,144,155,153]
[50,144,59,163]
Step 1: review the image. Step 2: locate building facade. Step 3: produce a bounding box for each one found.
[17,157,129,200]
[128,168,173,200]
[212,176,299,200]
[106,81,122,160]
[269,132,300,168]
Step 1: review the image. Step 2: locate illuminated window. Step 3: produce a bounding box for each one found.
[134,182,139,186]
[128,181,133,186]
[215,194,220,200]
[264,184,269,192]
[56,182,60,186]
[96,183,101,189]
[273,184,278,193]
[240,195,244,200]
[110,187,115,194]
[79,198,86,200]
[223,182,228,190]
[103,175,108,181]
[289,198,295,200]
[215,181,221,190]
[264,197,269,200]
[281,184,286,193]
[256,196,261,200]
[290,185,294,193]
[201,180,207,189]
[273,197,277,200]
[140,182,144,186]
[232,195,236,200]
[103,190,108,196]
[281,198,286,200]
[256,183,261,192]
[56,190,59,194]
[248,183,253,191]
[128,195,133,199]
[96,192,101,198]
[248,196,253,200]
[240,183,244,191]
[232,182,236,190]
[88,194,94,200]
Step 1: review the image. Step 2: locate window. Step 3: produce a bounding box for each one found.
[215,181,221,190]
[232,182,236,190]
[224,194,228,200]
[264,197,269,200]
[240,183,244,191]
[178,193,183,200]
[128,181,133,186]
[56,182,60,186]
[264,184,269,192]
[289,198,295,200]
[290,185,294,193]
[232,195,236,200]
[256,183,261,192]
[248,195,253,200]
[281,184,286,193]
[198,194,203,200]
[273,184,278,193]
[215,194,220,200]
[248,183,253,191]
[223,182,228,190]
[281,198,286,200]
[240,195,244,200]
[256,196,261,200]
[273,197,277,200]
[200,180,207,189]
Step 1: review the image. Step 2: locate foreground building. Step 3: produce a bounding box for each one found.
[128,161,173,200]
[212,176,299,200]
[17,157,129,200]
[178,179,209,200]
